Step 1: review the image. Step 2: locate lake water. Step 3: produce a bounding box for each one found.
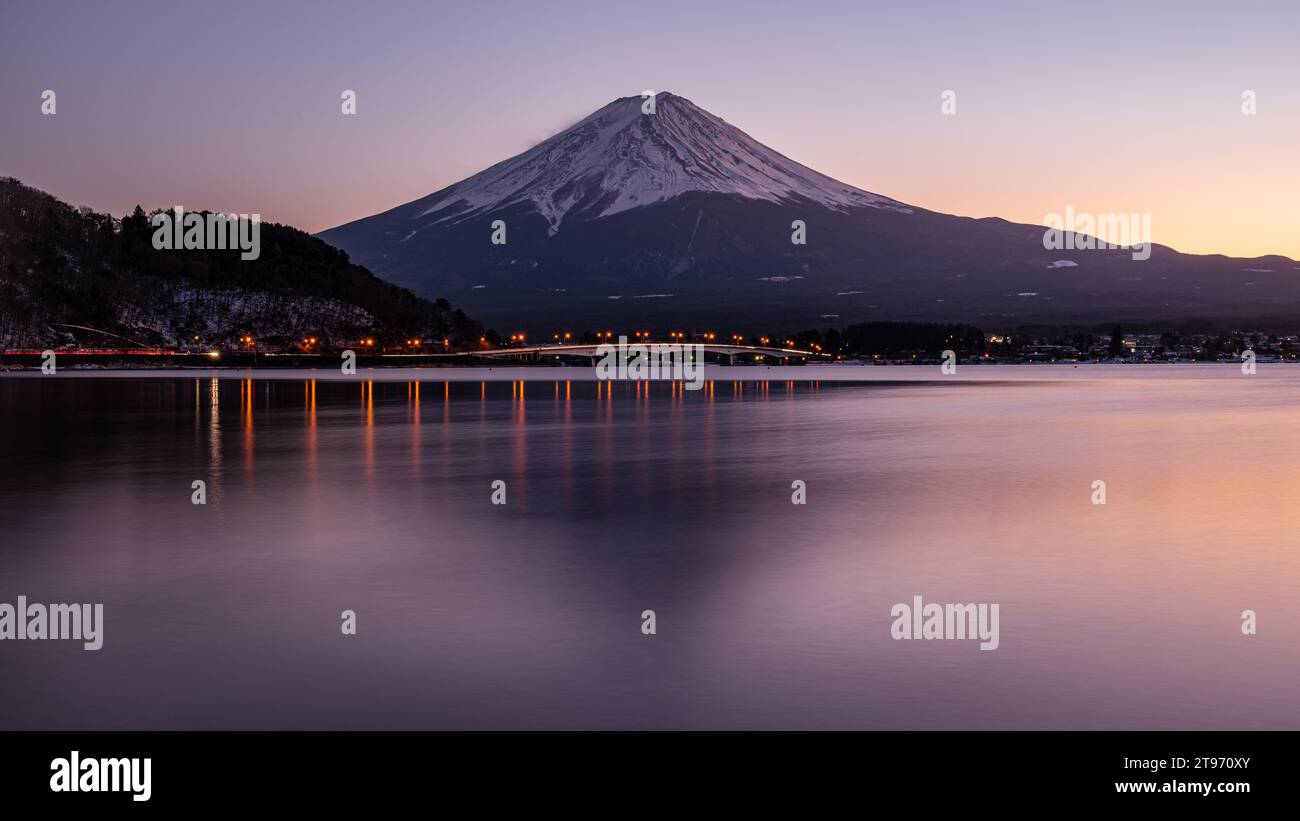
[2,365,1298,729]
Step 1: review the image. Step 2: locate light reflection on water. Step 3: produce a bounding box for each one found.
[0,366,1298,729]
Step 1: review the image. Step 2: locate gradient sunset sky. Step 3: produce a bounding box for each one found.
[2,0,1297,259]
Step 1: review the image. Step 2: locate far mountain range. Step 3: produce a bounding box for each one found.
[319,92,1300,332]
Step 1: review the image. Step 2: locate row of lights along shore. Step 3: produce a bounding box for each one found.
[509,331,801,347]
[208,331,810,353]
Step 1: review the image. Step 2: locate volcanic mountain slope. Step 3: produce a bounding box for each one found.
[320,92,1300,332]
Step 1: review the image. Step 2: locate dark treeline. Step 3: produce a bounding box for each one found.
[780,318,1299,361]
[779,321,987,357]
[0,177,494,350]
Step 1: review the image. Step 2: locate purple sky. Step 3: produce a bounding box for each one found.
[2,0,1297,258]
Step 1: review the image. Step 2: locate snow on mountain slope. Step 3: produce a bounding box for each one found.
[410,92,909,235]
[318,91,1300,333]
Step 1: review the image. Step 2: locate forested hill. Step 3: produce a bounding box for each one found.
[0,177,491,350]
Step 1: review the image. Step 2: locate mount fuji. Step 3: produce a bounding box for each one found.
[319,92,1300,332]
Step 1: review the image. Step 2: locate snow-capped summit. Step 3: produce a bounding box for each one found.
[410,92,907,235]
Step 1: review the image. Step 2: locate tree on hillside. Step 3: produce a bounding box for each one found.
[1107,324,1125,357]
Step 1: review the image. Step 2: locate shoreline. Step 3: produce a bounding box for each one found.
[0,361,1282,383]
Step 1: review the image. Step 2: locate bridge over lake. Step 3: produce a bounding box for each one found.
[471,342,819,364]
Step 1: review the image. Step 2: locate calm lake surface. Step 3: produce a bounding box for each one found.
[2,365,1298,729]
